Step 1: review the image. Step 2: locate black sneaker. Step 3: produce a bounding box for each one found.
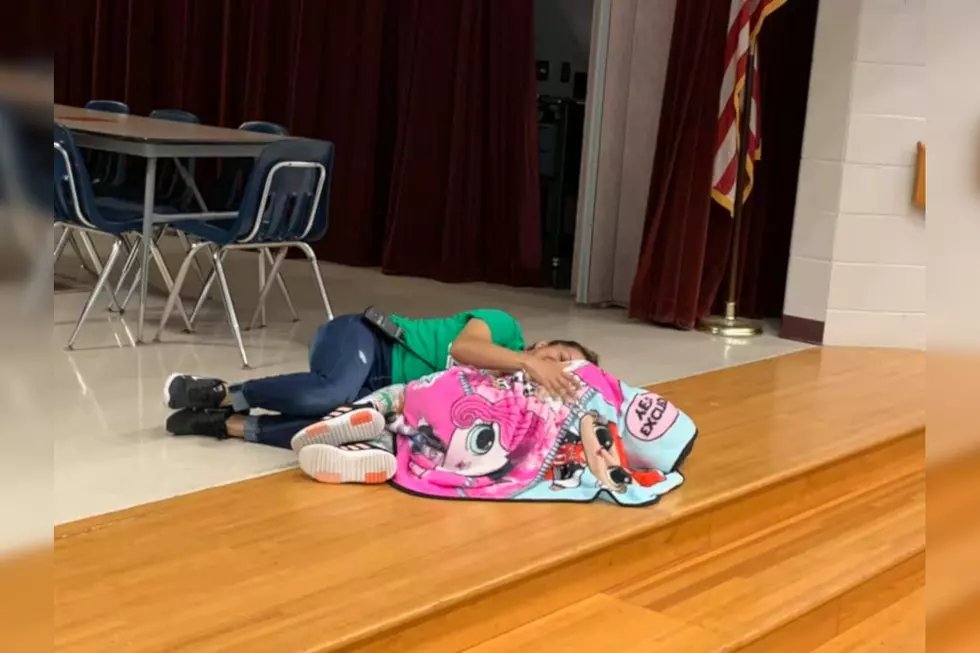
[165,407,233,440]
[163,373,228,410]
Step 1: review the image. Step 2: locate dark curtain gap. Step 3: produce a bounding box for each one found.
[52,0,542,286]
[629,0,818,328]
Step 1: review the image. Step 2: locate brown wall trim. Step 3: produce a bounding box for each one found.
[780,315,825,345]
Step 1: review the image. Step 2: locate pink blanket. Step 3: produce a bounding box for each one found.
[389,362,696,506]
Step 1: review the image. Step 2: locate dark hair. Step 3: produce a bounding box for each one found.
[545,339,600,365]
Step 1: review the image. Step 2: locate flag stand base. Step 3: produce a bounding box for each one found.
[696,302,764,338]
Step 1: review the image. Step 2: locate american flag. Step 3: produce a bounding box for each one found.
[711,0,788,214]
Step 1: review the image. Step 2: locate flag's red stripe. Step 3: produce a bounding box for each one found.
[716,103,736,143]
[715,0,787,207]
[723,4,751,64]
[716,156,738,196]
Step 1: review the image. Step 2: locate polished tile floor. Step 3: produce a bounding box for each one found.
[52,235,808,523]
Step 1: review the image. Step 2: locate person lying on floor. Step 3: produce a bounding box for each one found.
[163,306,599,447]
[286,360,696,506]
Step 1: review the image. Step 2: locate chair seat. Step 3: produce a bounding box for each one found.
[94,196,180,224]
[171,217,240,245]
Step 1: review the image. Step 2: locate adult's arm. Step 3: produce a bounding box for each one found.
[449,318,528,372]
[450,320,577,399]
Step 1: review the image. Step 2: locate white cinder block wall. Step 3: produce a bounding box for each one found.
[784,0,926,348]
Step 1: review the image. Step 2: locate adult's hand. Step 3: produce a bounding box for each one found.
[523,356,579,401]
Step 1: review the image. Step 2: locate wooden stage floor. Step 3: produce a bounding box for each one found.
[54,348,925,653]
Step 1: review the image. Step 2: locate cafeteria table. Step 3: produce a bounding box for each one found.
[54,104,284,342]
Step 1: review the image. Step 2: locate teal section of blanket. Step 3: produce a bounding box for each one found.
[515,470,686,506]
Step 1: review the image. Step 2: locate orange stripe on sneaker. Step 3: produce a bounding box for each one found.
[306,423,330,437]
[363,471,389,484]
[350,411,375,427]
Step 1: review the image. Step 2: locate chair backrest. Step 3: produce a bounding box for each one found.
[233,138,334,244]
[85,100,130,114]
[53,123,131,233]
[238,120,289,136]
[149,109,200,124]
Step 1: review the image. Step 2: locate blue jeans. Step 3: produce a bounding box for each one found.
[229,314,393,449]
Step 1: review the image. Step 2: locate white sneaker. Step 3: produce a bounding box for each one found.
[298,441,396,485]
[290,406,386,452]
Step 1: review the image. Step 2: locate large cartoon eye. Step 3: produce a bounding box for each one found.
[467,423,498,455]
[609,467,632,486]
[596,426,614,451]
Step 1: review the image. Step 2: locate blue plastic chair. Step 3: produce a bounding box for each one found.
[148,109,201,124]
[85,100,129,114]
[54,123,192,348]
[238,120,289,136]
[156,138,335,367]
[83,100,130,189]
[210,121,291,211]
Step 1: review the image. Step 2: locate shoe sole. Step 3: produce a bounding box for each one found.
[298,444,395,484]
[290,408,386,452]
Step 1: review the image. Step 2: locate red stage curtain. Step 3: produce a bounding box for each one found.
[628,0,730,328]
[0,1,52,61]
[629,0,816,327]
[53,0,541,285]
[381,0,542,285]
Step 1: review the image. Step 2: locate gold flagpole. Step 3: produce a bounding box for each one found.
[697,44,763,338]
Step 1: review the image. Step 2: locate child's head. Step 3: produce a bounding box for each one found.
[528,339,600,365]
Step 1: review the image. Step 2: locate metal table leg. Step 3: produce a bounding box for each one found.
[137,157,157,343]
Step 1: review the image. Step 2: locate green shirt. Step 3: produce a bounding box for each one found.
[390,310,525,384]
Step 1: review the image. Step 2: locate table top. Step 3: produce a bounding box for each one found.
[54,104,284,146]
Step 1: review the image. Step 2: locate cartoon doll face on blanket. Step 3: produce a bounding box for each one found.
[401,370,553,488]
[410,405,509,478]
[548,412,633,494]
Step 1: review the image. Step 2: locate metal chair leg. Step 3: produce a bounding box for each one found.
[187,266,216,329]
[175,229,209,287]
[265,248,299,322]
[247,248,288,330]
[115,227,167,306]
[77,231,104,276]
[120,265,141,313]
[66,238,123,350]
[68,231,97,279]
[153,241,211,342]
[53,227,71,265]
[149,241,194,332]
[118,227,172,314]
[257,251,267,328]
[113,239,141,313]
[212,249,250,368]
[75,231,122,312]
[187,244,225,328]
[296,242,333,321]
[106,235,132,313]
